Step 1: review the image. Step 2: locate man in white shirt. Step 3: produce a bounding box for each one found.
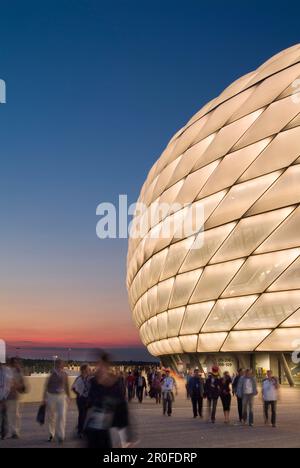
[262,370,279,428]
[0,361,13,440]
[161,369,177,416]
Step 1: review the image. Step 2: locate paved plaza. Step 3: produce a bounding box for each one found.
[1,386,300,448]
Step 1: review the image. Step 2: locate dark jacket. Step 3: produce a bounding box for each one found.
[188,376,204,398]
[204,374,221,400]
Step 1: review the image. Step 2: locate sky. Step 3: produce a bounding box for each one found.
[0,0,300,357]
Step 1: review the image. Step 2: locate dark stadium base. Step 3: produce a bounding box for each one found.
[160,352,299,386]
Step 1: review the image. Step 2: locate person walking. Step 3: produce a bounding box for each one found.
[204,366,221,424]
[185,370,193,400]
[237,369,258,427]
[151,372,162,404]
[135,371,147,403]
[161,369,177,416]
[188,368,204,418]
[220,371,232,424]
[262,370,279,428]
[43,359,70,443]
[126,371,136,402]
[6,358,26,439]
[72,364,91,438]
[0,360,12,440]
[85,351,133,448]
[232,369,244,423]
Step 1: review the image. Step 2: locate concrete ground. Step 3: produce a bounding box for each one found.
[1,386,300,448]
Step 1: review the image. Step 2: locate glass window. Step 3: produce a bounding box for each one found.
[206,172,281,229]
[257,328,300,351]
[234,290,300,330]
[222,330,272,352]
[211,207,293,264]
[180,302,215,335]
[169,269,203,309]
[202,296,258,332]
[197,332,228,352]
[223,249,300,297]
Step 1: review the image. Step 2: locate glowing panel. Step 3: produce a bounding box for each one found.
[127,45,300,356]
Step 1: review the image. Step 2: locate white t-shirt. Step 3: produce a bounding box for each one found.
[262,378,278,402]
[244,378,254,395]
[161,377,175,392]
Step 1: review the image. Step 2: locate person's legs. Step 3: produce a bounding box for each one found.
[271,401,277,427]
[56,394,67,441]
[264,401,269,424]
[237,397,243,422]
[167,393,172,416]
[77,397,87,435]
[211,398,218,422]
[242,395,248,423]
[198,396,203,417]
[163,394,167,415]
[6,399,21,437]
[191,397,197,417]
[0,401,8,440]
[248,396,254,426]
[207,398,212,421]
[47,393,56,439]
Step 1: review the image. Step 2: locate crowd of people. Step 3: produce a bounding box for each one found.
[0,354,280,448]
[185,366,279,427]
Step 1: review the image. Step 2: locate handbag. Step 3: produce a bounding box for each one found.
[36,404,46,425]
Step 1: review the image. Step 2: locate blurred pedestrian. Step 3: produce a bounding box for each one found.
[204,366,221,424]
[188,368,204,418]
[43,359,70,443]
[7,358,26,439]
[72,364,91,438]
[126,371,135,402]
[85,351,133,448]
[161,369,177,416]
[220,371,232,424]
[237,369,258,427]
[262,370,279,428]
[185,370,193,400]
[0,360,12,440]
[135,371,147,403]
[151,372,162,404]
[232,369,244,423]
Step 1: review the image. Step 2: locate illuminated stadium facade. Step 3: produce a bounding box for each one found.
[127,45,300,384]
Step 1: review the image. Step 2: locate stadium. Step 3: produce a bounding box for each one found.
[127,45,300,385]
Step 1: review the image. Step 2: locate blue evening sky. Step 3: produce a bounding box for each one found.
[0,0,299,349]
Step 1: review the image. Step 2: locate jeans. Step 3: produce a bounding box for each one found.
[242,394,254,425]
[264,401,277,426]
[163,391,173,415]
[207,398,218,422]
[191,396,203,417]
[237,396,243,422]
